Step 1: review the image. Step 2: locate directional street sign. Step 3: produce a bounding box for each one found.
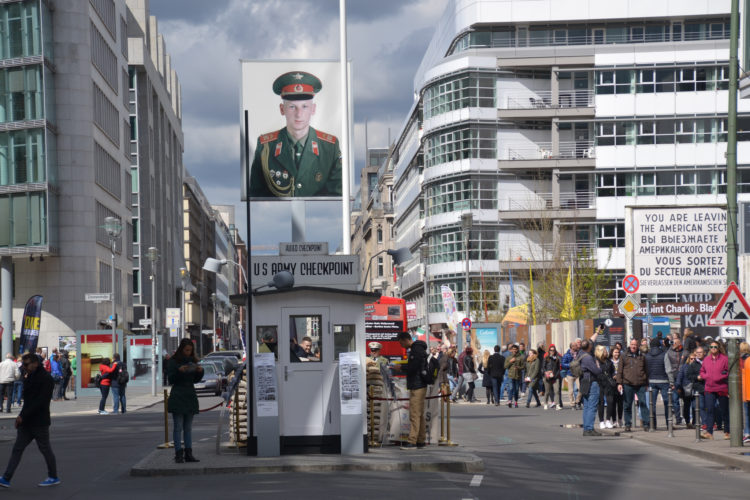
[707,282,750,326]
[720,326,746,340]
[622,275,640,294]
[618,295,641,320]
[85,293,111,303]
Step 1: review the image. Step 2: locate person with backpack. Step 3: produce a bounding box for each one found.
[97,358,115,415]
[397,331,429,450]
[110,353,127,414]
[615,338,649,432]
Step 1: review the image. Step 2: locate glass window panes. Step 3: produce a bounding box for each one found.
[0,65,43,123]
[424,73,495,119]
[333,324,356,360]
[290,315,322,362]
[0,128,45,186]
[0,1,42,59]
[256,326,278,359]
[426,178,496,215]
[0,191,46,248]
[425,126,496,167]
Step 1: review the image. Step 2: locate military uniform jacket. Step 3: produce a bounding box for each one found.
[249,127,342,197]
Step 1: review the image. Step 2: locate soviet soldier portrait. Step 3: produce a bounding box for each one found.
[249,71,342,198]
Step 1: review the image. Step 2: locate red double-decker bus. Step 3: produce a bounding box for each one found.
[364,296,407,361]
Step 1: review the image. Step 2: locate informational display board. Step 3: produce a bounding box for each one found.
[254,353,278,417]
[629,206,726,294]
[593,318,625,350]
[338,352,362,415]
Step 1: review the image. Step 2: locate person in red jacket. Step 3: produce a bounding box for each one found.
[699,341,729,440]
[97,359,115,415]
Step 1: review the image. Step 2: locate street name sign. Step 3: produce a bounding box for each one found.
[139,318,152,326]
[707,282,750,326]
[85,293,111,303]
[618,295,641,320]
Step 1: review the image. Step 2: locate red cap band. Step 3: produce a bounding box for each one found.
[281,83,314,96]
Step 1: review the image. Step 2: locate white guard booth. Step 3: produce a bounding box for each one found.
[249,250,378,455]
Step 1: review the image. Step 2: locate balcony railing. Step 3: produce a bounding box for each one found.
[504,191,595,211]
[502,89,594,110]
[501,141,595,161]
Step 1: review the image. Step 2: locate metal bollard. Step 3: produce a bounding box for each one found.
[439,396,458,447]
[649,386,656,432]
[694,391,701,443]
[439,387,447,443]
[667,387,674,438]
[157,388,173,449]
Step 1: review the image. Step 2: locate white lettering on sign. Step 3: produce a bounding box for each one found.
[251,255,360,287]
[631,207,727,294]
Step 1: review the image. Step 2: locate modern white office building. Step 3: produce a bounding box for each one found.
[390,0,748,332]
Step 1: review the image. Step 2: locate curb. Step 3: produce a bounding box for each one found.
[130,450,484,477]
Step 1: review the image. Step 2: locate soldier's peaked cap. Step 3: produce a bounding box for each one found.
[273,71,322,100]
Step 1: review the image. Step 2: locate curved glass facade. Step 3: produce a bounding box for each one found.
[423,73,495,119]
[424,126,496,167]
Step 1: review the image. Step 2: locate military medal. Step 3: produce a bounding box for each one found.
[282,171,288,179]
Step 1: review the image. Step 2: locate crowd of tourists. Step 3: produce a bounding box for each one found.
[431,330,750,441]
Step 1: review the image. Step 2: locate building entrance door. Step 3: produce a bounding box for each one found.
[279,307,330,436]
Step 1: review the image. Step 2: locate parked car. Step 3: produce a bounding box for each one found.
[205,350,243,360]
[194,363,223,396]
[200,359,227,389]
[205,354,239,376]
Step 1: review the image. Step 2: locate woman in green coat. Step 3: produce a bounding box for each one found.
[167,338,203,463]
[524,351,542,408]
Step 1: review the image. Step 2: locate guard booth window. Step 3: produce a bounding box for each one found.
[290,315,322,362]
[256,325,278,360]
[334,325,356,360]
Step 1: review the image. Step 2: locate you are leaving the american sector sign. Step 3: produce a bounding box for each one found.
[629,206,726,294]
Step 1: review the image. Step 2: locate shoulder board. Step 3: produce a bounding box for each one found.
[315,130,337,144]
[259,131,280,144]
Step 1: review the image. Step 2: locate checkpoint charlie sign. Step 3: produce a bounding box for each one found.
[628,206,727,294]
[251,254,359,287]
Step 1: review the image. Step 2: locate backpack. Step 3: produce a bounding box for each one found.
[422,354,439,385]
[569,352,588,379]
[94,373,102,388]
[117,366,130,386]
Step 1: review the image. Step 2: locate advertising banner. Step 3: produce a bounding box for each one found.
[592,318,625,350]
[474,327,499,354]
[19,295,43,354]
[629,206,726,294]
[365,301,404,341]
[406,301,417,321]
[241,60,343,200]
[441,285,460,333]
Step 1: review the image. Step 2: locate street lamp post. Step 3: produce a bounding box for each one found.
[147,246,159,396]
[104,217,122,355]
[420,244,429,335]
[210,293,217,353]
[461,213,473,352]
[179,267,188,342]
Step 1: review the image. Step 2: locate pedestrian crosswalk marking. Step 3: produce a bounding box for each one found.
[469,475,483,487]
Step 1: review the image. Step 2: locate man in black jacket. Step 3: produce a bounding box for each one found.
[0,353,59,488]
[397,332,428,450]
[487,345,506,406]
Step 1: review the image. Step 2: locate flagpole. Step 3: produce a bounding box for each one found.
[339,0,351,253]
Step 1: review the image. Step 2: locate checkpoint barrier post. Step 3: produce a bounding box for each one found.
[667,387,674,438]
[439,386,446,444]
[157,389,173,449]
[694,392,701,443]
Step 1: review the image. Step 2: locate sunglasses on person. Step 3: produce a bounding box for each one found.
[710,345,719,349]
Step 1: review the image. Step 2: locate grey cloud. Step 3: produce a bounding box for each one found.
[147,0,227,23]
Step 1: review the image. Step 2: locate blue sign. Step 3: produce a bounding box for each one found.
[462,317,472,329]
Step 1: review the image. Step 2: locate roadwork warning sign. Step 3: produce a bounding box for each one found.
[629,206,727,294]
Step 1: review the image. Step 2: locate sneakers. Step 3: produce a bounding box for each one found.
[555,404,562,411]
[543,404,548,410]
[400,443,418,450]
[0,477,9,488]
[582,429,602,437]
[38,477,60,487]
[514,401,518,408]
[550,403,557,410]
[97,410,108,415]
[605,420,614,429]
[599,421,606,430]
[700,432,713,440]
[743,435,750,444]
[724,432,731,440]
[624,425,632,432]
[416,442,426,449]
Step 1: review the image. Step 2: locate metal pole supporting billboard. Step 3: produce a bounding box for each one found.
[726,0,742,448]
[339,0,351,253]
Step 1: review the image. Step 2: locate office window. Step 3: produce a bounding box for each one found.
[0,1,42,59]
[90,23,118,92]
[0,65,43,123]
[425,126,496,167]
[95,201,120,249]
[423,73,495,119]
[0,128,45,186]
[426,178,496,215]
[90,0,116,38]
[0,191,46,248]
[377,256,384,277]
[94,141,121,199]
[598,224,625,248]
[93,83,119,145]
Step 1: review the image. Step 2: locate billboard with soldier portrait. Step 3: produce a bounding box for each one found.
[241,60,343,200]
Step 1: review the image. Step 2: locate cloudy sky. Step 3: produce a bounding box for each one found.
[148,0,449,252]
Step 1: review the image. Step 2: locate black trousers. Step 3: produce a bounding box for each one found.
[3,425,57,480]
[0,383,12,412]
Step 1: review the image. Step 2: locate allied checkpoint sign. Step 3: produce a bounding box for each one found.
[250,254,359,288]
[628,206,727,294]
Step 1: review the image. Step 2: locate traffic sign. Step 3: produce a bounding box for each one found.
[461,317,472,330]
[139,318,152,326]
[165,307,180,328]
[618,295,641,320]
[622,275,640,294]
[85,293,111,303]
[707,282,750,326]
[720,326,746,340]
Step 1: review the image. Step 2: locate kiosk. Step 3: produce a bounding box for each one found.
[251,286,378,454]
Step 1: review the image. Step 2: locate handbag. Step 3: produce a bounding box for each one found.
[544,370,554,379]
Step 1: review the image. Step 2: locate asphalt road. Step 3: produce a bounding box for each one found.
[0,396,748,499]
